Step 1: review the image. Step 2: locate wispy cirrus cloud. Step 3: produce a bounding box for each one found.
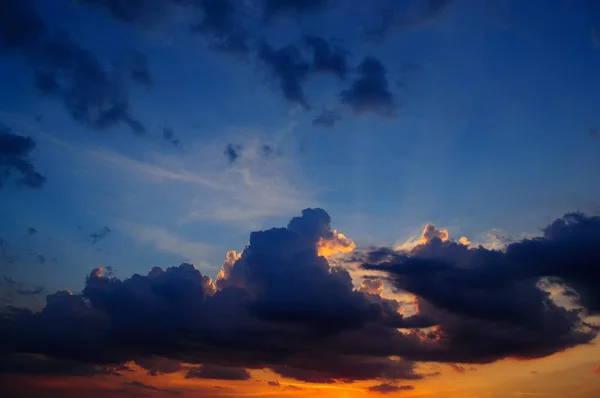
[35,129,316,228]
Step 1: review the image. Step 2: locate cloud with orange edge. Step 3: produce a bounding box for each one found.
[317,229,356,258]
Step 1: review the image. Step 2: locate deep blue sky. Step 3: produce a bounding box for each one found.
[1,0,600,298]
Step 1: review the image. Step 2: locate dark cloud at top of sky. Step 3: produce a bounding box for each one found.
[0,353,117,377]
[313,109,342,128]
[185,364,251,380]
[262,0,333,22]
[0,0,45,50]
[89,226,112,243]
[364,0,455,40]
[341,57,396,116]
[0,0,148,134]
[77,0,249,54]
[305,36,349,79]
[258,43,311,108]
[0,125,46,190]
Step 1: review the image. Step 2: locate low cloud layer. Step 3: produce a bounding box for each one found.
[1,209,599,385]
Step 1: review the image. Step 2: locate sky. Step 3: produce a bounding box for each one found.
[1,0,600,397]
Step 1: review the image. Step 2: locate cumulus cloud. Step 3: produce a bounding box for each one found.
[341,57,396,116]
[420,224,449,244]
[358,278,385,295]
[216,250,241,289]
[0,209,423,383]
[0,125,46,190]
[0,0,148,133]
[317,229,356,258]
[459,236,471,246]
[2,210,599,383]
[361,212,600,363]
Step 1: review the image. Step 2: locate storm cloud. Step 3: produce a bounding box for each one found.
[1,210,598,383]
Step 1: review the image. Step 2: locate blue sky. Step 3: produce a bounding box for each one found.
[1,0,600,298]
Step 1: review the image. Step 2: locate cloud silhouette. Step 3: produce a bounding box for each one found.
[258,43,311,108]
[341,57,396,116]
[368,383,414,394]
[0,125,46,190]
[1,0,147,134]
[2,210,598,382]
[185,364,251,381]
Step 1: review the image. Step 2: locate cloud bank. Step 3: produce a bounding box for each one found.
[1,209,599,386]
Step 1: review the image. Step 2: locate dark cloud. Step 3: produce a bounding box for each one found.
[1,0,147,134]
[0,353,115,377]
[0,0,45,50]
[35,34,147,134]
[78,0,248,54]
[0,210,422,383]
[135,356,182,376]
[0,125,46,190]
[313,109,342,128]
[341,57,396,116]
[305,36,349,79]
[224,143,242,164]
[368,383,414,394]
[258,43,310,108]
[185,364,251,380]
[361,212,600,363]
[27,227,37,236]
[364,0,454,40]
[2,210,599,383]
[262,0,332,22]
[89,226,112,243]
